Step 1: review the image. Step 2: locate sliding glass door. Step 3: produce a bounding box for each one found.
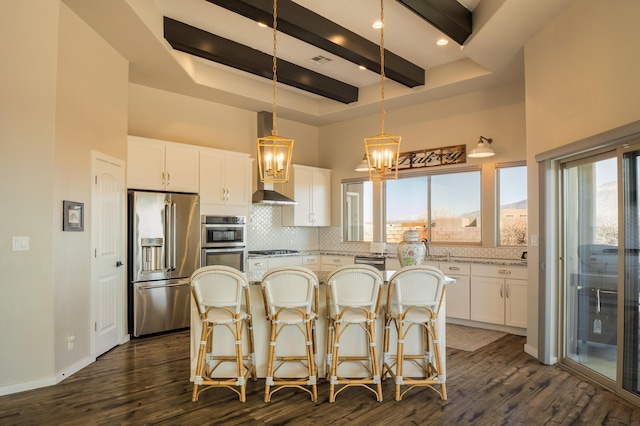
[622,149,640,397]
[562,153,618,381]
[561,143,640,400]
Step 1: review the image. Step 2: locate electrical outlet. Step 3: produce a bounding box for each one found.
[67,335,75,350]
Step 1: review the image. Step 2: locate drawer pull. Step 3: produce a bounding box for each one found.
[498,269,511,274]
[306,259,315,263]
[448,266,460,271]
[255,262,264,266]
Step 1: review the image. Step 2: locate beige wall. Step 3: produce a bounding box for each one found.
[53,4,128,372]
[320,81,527,226]
[0,1,128,392]
[0,0,59,389]
[524,0,640,358]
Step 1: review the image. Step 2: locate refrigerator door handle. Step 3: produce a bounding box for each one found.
[164,200,172,272]
[171,201,177,271]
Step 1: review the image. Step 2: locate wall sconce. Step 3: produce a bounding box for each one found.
[468,136,495,158]
[354,154,369,172]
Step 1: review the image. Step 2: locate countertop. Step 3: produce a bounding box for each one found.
[247,251,527,267]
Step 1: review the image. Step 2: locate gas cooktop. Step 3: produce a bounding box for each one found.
[248,249,300,256]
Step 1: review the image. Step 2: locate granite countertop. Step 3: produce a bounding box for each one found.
[247,251,527,267]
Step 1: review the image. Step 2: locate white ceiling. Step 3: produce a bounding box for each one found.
[62,0,573,126]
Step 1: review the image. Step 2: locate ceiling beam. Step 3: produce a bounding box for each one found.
[396,0,472,45]
[164,17,359,104]
[207,0,425,88]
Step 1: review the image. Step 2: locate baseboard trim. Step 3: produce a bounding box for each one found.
[55,356,95,383]
[524,343,537,359]
[0,356,95,397]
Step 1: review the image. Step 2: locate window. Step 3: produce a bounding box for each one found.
[384,169,481,244]
[497,164,528,246]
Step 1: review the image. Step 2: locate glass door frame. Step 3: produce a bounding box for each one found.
[556,140,640,406]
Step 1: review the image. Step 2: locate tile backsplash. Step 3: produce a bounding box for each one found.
[247,205,526,260]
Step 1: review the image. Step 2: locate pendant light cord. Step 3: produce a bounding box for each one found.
[272,0,278,137]
[380,0,386,135]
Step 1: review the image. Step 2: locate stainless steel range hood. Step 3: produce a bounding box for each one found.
[252,111,297,205]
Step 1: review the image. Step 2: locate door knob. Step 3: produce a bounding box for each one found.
[116,261,124,267]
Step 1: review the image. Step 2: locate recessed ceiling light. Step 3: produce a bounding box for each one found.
[257,22,268,28]
[359,65,367,70]
[437,38,448,46]
[372,21,383,29]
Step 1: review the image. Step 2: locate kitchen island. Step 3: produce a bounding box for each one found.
[189,270,454,382]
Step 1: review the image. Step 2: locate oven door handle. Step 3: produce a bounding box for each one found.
[202,247,245,253]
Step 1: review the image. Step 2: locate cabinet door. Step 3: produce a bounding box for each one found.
[294,166,313,225]
[470,276,505,325]
[224,155,251,207]
[199,150,226,204]
[268,256,303,268]
[445,275,470,320]
[311,168,331,226]
[164,143,199,193]
[127,137,165,190]
[505,279,528,328]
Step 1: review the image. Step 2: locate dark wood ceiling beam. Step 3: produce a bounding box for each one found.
[396,0,472,45]
[163,17,359,104]
[206,0,425,88]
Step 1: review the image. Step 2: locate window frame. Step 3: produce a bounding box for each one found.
[496,161,528,247]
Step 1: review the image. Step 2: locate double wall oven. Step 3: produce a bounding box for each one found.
[201,215,246,272]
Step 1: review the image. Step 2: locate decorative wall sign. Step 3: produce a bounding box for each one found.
[395,145,466,170]
[63,200,84,232]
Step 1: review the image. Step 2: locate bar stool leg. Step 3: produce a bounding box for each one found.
[430,318,447,400]
[328,320,341,403]
[234,319,246,403]
[264,319,277,402]
[305,318,318,402]
[192,322,210,402]
[367,317,383,402]
[395,319,405,401]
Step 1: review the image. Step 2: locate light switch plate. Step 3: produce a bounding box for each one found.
[12,236,29,251]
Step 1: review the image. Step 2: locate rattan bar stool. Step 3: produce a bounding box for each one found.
[325,264,384,402]
[261,266,319,402]
[382,265,447,401]
[190,265,256,402]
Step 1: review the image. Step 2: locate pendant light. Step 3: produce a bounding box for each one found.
[468,136,495,158]
[257,0,294,183]
[363,0,401,181]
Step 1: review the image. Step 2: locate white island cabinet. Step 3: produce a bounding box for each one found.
[282,165,331,227]
[127,135,199,193]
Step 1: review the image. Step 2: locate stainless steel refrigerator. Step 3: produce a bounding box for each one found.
[128,190,200,337]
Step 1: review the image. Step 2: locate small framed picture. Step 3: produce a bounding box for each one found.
[63,200,84,232]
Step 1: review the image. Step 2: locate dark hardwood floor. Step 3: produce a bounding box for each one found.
[2,330,640,425]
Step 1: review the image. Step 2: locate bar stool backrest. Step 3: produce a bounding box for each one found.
[191,265,248,315]
[261,266,319,316]
[326,264,383,315]
[388,265,446,315]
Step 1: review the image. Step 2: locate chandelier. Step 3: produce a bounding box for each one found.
[363,0,401,181]
[257,0,294,183]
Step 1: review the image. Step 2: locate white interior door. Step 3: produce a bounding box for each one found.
[91,151,126,356]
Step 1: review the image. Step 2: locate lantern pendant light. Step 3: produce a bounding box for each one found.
[257,0,294,184]
[364,0,401,181]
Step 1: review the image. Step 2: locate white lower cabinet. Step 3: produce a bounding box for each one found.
[320,255,354,272]
[439,263,471,320]
[470,264,527,328]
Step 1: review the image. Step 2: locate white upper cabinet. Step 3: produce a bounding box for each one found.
[282,164,331,227]
[127,136,199,193]
[199,148,252,207]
